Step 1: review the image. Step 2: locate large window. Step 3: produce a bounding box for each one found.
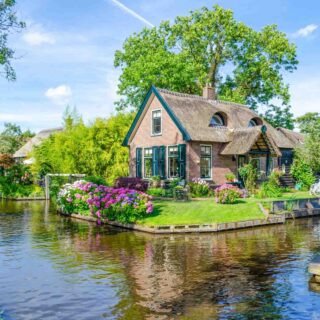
[168,146,179,178]
[200,145,212,179]
[152,110,162,135]
[144,148,153,178]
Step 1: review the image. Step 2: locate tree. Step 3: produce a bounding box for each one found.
[32,112,134,185]
[295,112,320,134]
[114,5,298,128]
[294,112,320,174]
[0,122,34,154]
[0,0,25,80]
[264,104,294,130]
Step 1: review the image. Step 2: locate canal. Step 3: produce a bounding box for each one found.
[1,200,320,319]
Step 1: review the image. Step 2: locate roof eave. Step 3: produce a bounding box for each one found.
[122,85,191,146]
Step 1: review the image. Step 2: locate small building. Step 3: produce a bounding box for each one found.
[123,86,303,185]
[13,128,62,164]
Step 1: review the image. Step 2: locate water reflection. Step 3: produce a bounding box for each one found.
[1,200,320,319]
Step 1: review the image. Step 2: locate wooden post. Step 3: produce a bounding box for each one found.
[45,175,50,200]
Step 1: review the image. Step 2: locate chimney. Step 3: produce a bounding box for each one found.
[202,84,216,100]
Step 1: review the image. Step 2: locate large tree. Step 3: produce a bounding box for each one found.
[0,0,25,80]
[0,122,34,154]
[115,5,298,128]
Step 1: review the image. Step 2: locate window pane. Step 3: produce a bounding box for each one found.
[144,148,153,157]
[201,146,211,156]
[168,146,178,157]
[200,157,211,178]
[169,157,179,177]
[144,158,152,178]
[152,111,161,134]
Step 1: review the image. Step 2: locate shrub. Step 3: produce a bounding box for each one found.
[58,180,153,223]
[147,187,166,197]
[238,163,257,194]
[257,169,283,199]
[151,175,161,187]
[225,172,236,182]
[84,175,108,186]
[114,177,149,192]
[188,178,211,197]
[215,184,245,204]
[290,158,315,190]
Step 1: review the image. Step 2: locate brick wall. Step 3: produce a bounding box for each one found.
[128,94,184,177]
[187,141,237,185]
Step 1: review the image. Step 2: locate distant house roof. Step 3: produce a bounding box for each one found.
[13,127,63,159]
[123,86,304,153]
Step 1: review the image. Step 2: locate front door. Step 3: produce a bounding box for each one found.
[280,149,293,173]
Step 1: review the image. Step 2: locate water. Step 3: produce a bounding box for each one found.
[1,201,320,320]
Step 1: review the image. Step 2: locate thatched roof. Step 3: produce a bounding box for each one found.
[157,88,303,151]
[13,127,62,159]
[220,126,281,156]
[124,86,304,155]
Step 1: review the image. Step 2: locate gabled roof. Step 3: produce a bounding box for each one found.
[13,127,63,159]
[123,86,304,152]
[220,126,281,157]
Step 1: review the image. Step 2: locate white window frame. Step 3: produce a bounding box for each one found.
[151,109,162,136]
[167,145,180,179]
[199,145,212,180]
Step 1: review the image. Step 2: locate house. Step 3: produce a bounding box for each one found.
[123,85,303,185]
[13,128,62,164]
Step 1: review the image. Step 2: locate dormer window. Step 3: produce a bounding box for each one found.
[248,117,263,127]
[209,113,225,127]
[152,110,162,135]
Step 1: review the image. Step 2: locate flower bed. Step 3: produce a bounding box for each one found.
[215,184,246,204]
[58,180,153,223]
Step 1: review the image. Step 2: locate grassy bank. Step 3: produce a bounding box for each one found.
[137,191,315,227]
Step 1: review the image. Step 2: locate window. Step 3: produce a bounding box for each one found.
[200,145,212,179]
[152,110,162,135]
[209,113,225,127]
[168,146,179,178]
[248,117,262,127]
[251,158,261,173]
[144,148,153,178]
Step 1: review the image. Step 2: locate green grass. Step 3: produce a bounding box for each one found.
[137,191,316,227]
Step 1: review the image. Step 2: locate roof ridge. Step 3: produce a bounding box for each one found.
[156,87,250,109]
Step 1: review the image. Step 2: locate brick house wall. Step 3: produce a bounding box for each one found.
[129,94,184,178]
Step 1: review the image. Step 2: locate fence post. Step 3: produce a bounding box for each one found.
[45,175,50,200]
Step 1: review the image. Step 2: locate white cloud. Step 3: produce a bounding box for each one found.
[109,0,154,27]
[22,31,56,46]
[293,24,318,38]
[45,85,72,105]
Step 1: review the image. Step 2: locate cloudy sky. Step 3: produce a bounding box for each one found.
[0,0,319,132]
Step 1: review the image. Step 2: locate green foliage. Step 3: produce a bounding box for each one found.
[263,105,294,130]
[290,157,315,190]
[296,112,320,134]
[115,5,297,128]
[225,172,236,182]
[257,170,283,199]
[238,163,257,194]
[0,0,26,80]
[32,111,134,185]
[0,123,34,154]
[147,187,166,197]
[84,176,107,186]
[215,184,243,204]
[188,178,211,198]
[0,162,42,197]
[151,175,161,187]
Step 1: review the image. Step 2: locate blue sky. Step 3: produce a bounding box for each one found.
[0,0,319,132]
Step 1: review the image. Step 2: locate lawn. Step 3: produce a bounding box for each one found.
[137,191,316,227]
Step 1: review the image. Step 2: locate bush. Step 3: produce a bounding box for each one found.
[114,177,149,192]
[57,180,153,223]
[257,169,283,199]
[215,184,245,204]
[147,187,166,197]
[225,172,236,182]
[238,163,257,194]
[84,175,107,186]
[188,178,211,197]
[290,158,315,190]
